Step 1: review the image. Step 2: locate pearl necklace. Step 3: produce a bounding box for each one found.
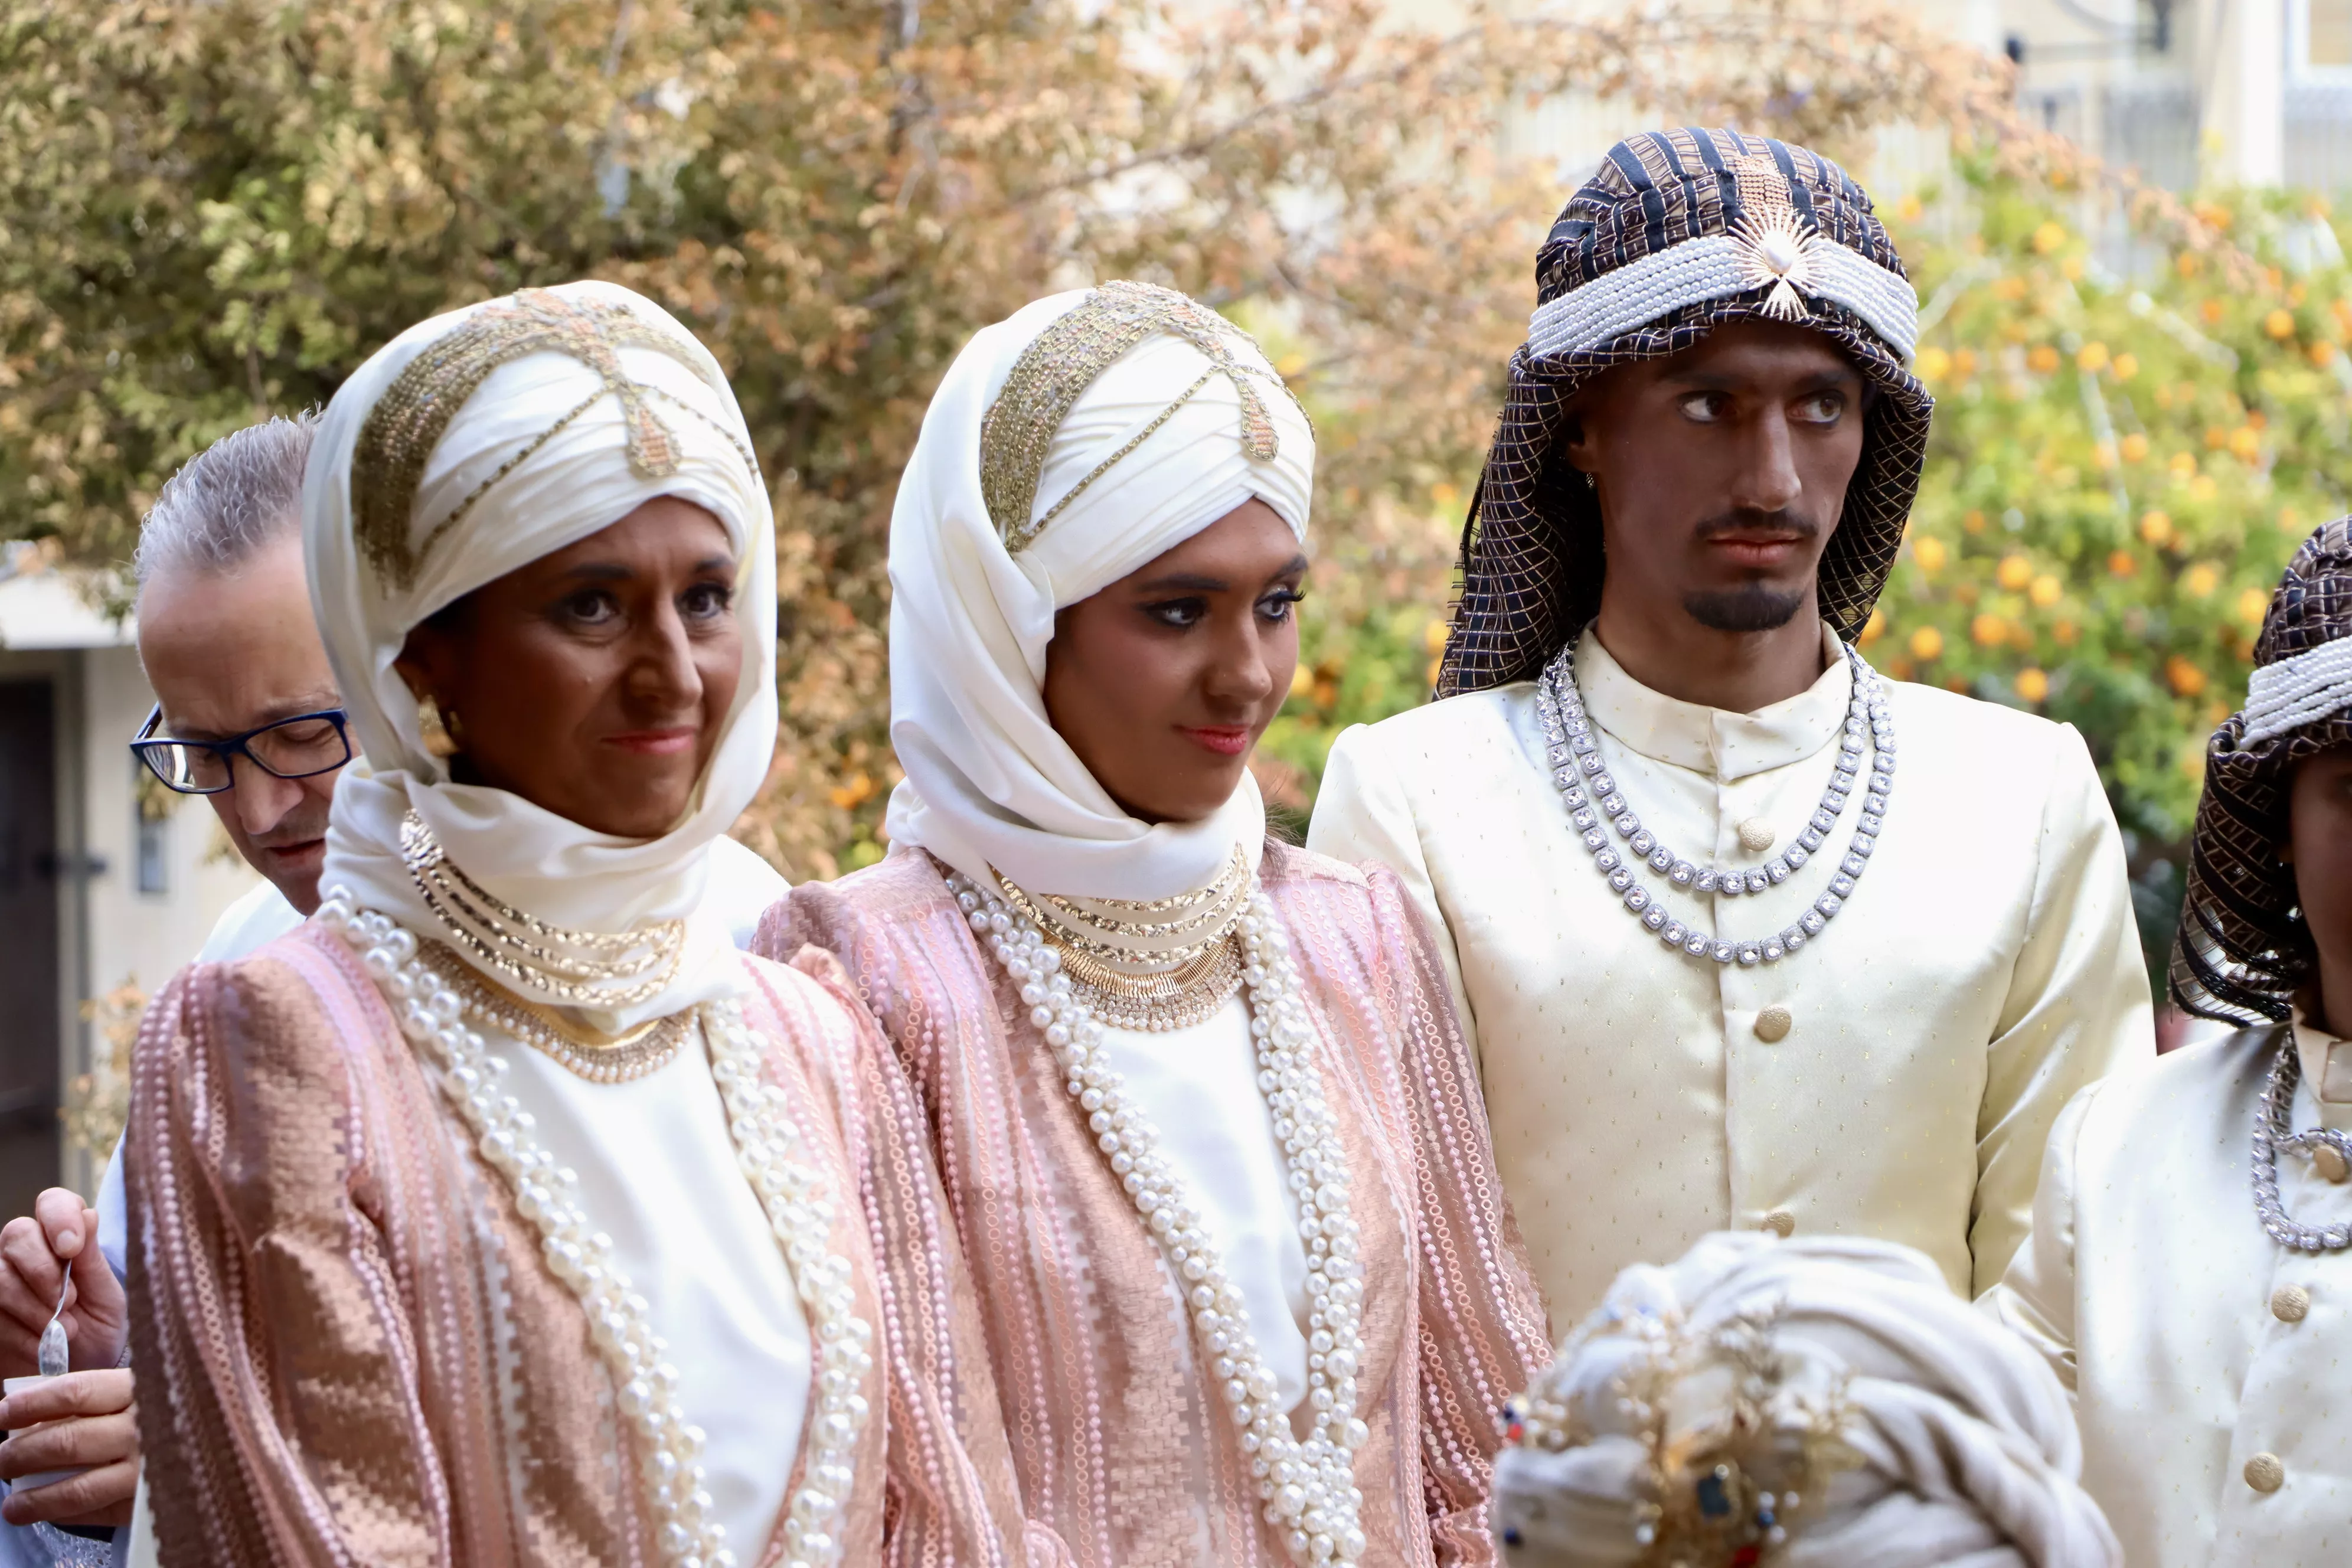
[2252,1038,2352,1252]
[947,870,1371,1567]
[1535,635,1896,967]
[319,888,873,1568]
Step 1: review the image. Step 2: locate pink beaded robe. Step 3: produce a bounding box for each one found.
[123,922,1026,1567]
[760,841,1552,1567]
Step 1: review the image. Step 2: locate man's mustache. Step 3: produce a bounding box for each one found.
[1692,508,1819,541]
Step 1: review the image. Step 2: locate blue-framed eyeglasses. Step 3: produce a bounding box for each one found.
[130,704,354,795]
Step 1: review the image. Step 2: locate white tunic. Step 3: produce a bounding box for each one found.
[1307,622,2152,1321]
[1095,994,1312,1412]
[496,1018,811,1555]
[1986,1008,2352,1567]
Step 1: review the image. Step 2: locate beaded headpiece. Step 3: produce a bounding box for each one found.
[1440,128,1932,697]
[349,287,753,592]
[1500,1300,1857,1565]
[2173,517,2352,1023]
[978,279,1297,555]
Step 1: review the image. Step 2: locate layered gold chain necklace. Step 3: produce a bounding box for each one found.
[993,844,1252,1032]
[413,942,693,1083]
[399,810,685,1010]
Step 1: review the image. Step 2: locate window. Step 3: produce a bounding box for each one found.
[133,763,171,896]
[2301,0,2352,70]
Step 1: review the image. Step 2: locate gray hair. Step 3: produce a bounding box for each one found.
[132,411,319,587]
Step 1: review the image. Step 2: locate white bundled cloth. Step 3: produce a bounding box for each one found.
[305,279,777,1030]
[883,288,1315,900]
[1493,1234,2119,1568]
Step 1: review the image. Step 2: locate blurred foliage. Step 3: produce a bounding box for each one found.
[1869,166,2342,852]
[64,979,143,1161]
[0,0,2265,896]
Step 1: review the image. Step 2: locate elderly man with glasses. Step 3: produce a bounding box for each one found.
[0,415,335,1562]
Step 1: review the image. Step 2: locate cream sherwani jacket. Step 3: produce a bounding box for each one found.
[1986,1007,2352,1566]
[1307,624,2151,1321]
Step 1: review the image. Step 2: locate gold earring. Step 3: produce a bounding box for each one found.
[417,695,462,759]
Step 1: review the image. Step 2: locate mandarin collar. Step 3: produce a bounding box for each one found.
[2293,994,2352,1109]
[1574,621,1850,781]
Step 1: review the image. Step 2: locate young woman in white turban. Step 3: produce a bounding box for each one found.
[1490,1233,2119,1568]
[119,283,1023,1567]
[759,282,1551,1568]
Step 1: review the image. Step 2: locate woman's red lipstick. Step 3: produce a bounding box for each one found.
[1179,725,1251,757]
[605,726,699,756]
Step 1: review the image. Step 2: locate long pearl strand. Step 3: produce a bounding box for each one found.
[318,890,872,1568]
[948,872,1372,1567]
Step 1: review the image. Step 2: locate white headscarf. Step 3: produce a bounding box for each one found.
[884,287,1315,900]
[306,280,777,1029]
[1493,1234,2119,1568]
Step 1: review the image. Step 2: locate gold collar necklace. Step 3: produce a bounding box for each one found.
[991,847,1253,1033]
[414,942,692,1083]
[398,810,685,1010]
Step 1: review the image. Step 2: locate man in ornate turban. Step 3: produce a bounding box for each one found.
[1309,128,2150,1324]
[1988,520,2352,1563]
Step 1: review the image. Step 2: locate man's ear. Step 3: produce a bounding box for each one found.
[1557,402,1595,478]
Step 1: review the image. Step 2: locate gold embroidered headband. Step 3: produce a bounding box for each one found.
[1524,151,1920,365]
[351,288,757,592]
[978,280,1302,556]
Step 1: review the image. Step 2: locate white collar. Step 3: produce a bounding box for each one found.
[1576,621,1849,782]
[2293,995,2352,1126]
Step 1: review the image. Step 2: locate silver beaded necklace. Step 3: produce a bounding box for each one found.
[1534,630,1896,967]
[2252,1034,2352,1252]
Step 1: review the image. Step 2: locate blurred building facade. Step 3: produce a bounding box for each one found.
[1992,0,2352,194]
[0,546,260,1218]
[1478,1,2347,197]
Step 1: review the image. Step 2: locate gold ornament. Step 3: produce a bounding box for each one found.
[417,695,462,759]
[1726,152,1822,324]
[1500,1300,1859,1567]
[978,280,1308,556]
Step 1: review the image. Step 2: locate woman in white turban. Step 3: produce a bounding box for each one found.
[1491,1233,2118,1568]
[760,281,1551,1566]
[121,283,1022,1567]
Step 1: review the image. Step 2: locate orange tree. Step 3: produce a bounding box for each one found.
[1861,165,2343,958]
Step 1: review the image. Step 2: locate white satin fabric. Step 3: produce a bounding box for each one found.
[305,279,778,1032]
[1094,995,1312,1413]
[1494,1233,2120,1568]
[1986,1007,2352,1565]
[497,1018,811,1556]
[1310,622,2152,1319]
[883,288,1314,901]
